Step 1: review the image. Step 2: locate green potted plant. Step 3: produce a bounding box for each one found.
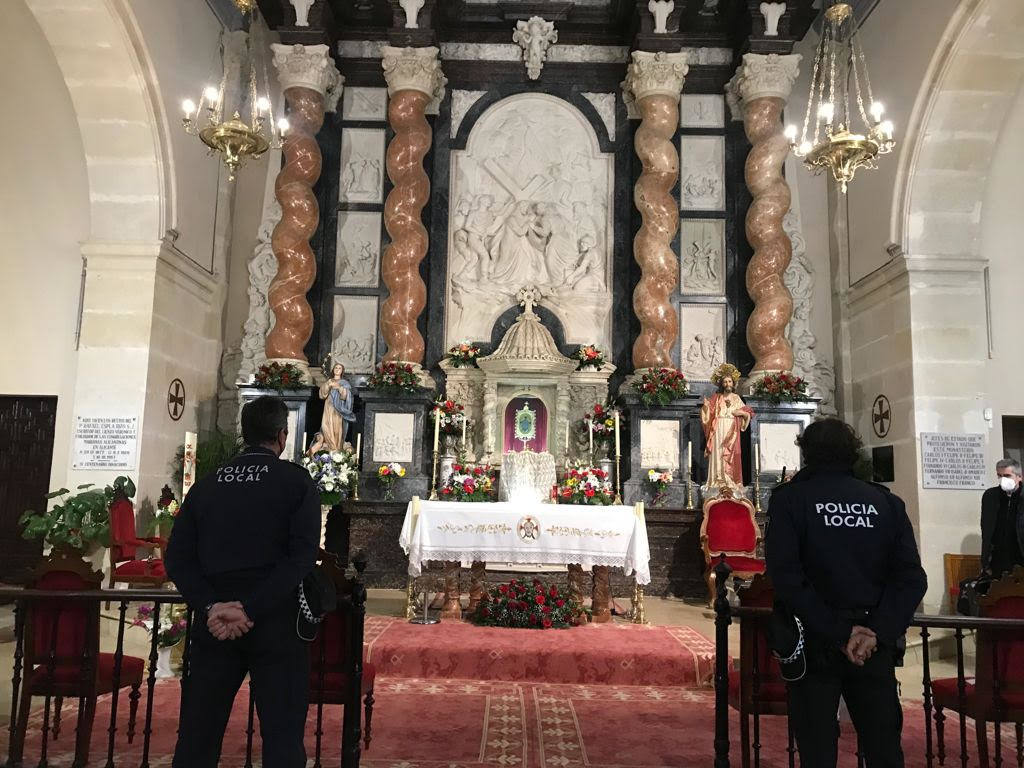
[19,476,136,555]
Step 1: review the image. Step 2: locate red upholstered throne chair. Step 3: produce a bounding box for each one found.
[10,551,146,767]
[308,551,376,752]
[107,493,167,592]
[700,489,765,605]
[931,566,1024,768]
[728,574,790,768]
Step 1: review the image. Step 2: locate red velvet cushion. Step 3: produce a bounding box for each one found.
[31,571,94,663]
[29,652,145,694]
[113,559,166,578]
[706,500,758,554]
[109,498,139,561]
[722,556,766,574]
[309,661,377,704]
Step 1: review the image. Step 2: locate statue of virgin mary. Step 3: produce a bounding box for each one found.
[318,356,356,452]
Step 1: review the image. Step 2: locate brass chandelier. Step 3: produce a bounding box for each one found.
[785,2,895,192]
[181,0,286,181]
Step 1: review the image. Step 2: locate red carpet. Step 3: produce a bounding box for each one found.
[363,616,717,686]
[2,677,1007,767]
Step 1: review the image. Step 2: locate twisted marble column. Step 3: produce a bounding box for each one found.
[728,54,801,382]
[381,47,446,377]
[267,44,341,373]
[624,51,688,370]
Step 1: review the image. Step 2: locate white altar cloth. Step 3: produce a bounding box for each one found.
[399,497,651,584]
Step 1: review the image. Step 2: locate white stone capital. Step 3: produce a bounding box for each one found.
[271,43,343,111]
[733,52,801,105]
[623,50,689,103]
[381,45,447,100]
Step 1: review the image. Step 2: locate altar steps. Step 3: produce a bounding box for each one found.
[363,616,717,687]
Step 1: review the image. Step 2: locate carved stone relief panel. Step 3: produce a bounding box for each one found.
[372,412,415,463]
[679,135,726,211]
[342,87,387,121]
[640,419,680,470]
[332,295,379,374]
[759,421,801,473]
[680,94,725,129]
[446,93,615,351]
[679,304,727,381]
[679,219,725,296]
[340,128,386,204]
[336,212,382,288]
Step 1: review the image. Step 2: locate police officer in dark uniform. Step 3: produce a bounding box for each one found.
[166,396,320,767]
[766,417,927,768]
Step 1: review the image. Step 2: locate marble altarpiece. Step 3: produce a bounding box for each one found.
[237,0,831,599]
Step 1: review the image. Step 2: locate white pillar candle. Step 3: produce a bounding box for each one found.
[433,408,440,452]
[614,410,621,455]
[589,419,594,456]
[461,415,467,448]
[355,433,362,467]
[565,422,569,453]
[302,432,308,452]
[754,446,760,476]
[687,441,693,479]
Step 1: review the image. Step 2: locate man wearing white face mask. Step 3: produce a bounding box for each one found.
[980,458,1024,578]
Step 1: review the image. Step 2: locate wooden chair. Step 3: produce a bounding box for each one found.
[701,488,765,604]
[944,553,983,611]
[931,565,1024,768]
[10,551,146,766]
[308,550,376,753]
[107,493,167,591]
[729,574,791,768]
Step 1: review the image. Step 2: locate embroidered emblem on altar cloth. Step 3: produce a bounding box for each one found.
[517,515,541,541]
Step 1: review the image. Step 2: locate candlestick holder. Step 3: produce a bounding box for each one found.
[352,473,360,501]
[613,453,623,505]
[753,467,762,513]
[429,447,440,500]
[686,476,694,510]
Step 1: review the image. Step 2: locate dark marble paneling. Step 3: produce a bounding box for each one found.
[357,390,434,501]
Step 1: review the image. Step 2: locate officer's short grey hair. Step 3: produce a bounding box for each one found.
[996,458,1022,475]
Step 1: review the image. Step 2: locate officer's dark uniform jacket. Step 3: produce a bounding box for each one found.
[165,445,321,620]
[765,466,927,649]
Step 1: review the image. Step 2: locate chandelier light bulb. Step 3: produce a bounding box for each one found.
[203,86,220,103]
[277,117,290,135]
[182,99,196,118]
[870,101,885,122]
[798,141,813,156]
[784,124,798,141]
[880,120,894,138]
[256,96,271,113]
[818,102,835,123]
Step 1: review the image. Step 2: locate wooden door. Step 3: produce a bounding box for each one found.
[0,396,56,580]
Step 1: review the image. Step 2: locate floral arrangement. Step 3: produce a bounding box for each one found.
[446,341,482,368]
[434,397,467,437]
[132,603,188,648]
[368,361,420,395]
[254,361,305,391]
[646,469,674,508]
[301,448,358,506]
[377,462,406,500]
[575,345,606,371]
[469,578,584,629]
[440,463,495,502]
[149,485,180,534]
[557,466,615,506]
[751,372,810,404]
[19,476,136,552]
[634,368,689,407]
[580,402,616,449]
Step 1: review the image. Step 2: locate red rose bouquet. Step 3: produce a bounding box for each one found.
[580,402,616,450]
[368,361,420,395]
[434,397,467,436]
[446,341,482,368]
[633,367,689,406]
[751,372,810,404]
[440,463,495,502]
[254,361,305,391]
[557,466,615,505]
[469,578,584,629]
[575,344,606,371]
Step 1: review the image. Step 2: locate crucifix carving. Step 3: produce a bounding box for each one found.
[517,286,541,315]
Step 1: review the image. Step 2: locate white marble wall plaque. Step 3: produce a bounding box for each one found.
[680,135,726,211]
[759,422,801,473]
[72,415,139,470]
[336,212,382,287]
[342,87,387,121]
[680,219,725,295]
[640,419,680,471]
[679,305,726,381]
[446,93,615,350]
[340,128,385,204]
[332,295,378,374]
[680,95,725,129]
[921,433,988,490]
[372,412,415,464]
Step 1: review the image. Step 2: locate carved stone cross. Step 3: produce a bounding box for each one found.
[517,286,540,314]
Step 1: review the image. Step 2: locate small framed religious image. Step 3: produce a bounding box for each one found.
[332,295,378,374]
[339,128,385,204]
[679,135,726,212]
[372,413,415,464]
[336,212,382,288]
[342,87,387,122]
[679,219,726,296]
[639,419,680,471]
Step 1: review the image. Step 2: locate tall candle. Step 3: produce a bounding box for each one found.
[565,422,569,453]
[302,432,308,452]
[432,408,440,452]
[754,447,760,476]
[614,410,620,455]
[589,420,594,455]
[687,441,692,478]
[355,433,362,468]
[461,416,467,448]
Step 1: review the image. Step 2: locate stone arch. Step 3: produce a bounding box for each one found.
[894,0,1024,258]
[23,0,172,243]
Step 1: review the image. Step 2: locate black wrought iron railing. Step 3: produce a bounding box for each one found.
[0,577,367,768]
[711,559,1024,768]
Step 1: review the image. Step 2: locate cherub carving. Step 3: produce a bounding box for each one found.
[513,17,557,81]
